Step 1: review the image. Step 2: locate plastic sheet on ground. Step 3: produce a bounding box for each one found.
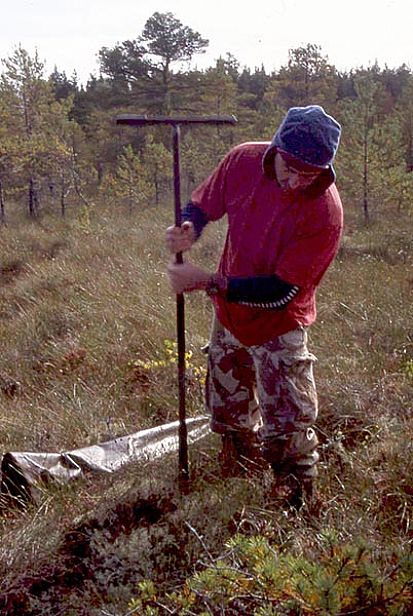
[0,415,210,506]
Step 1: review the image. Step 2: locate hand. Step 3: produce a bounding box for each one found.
[167,260,211,294]
[166,221,196,254]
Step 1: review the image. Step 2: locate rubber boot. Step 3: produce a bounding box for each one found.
[271,466,317,511]
[219,432,267,478]
[219,434,241,478]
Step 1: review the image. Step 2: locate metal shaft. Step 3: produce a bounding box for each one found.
[172,124,189,482]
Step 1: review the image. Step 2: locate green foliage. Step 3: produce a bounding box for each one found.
[275,43,338,109]
[1,28,413,223]
[336,73,413,221]
[180,133,211,197]
[180,130,231,197]
[99,11,208,114]
[130,533,413,614]
[0,46,80,215]
[141,134,172,204]
[201,59,239,116]
[98,39,149,86]
[141,12,208,66]
[83,108,126,183]
[103,144,154,212]
[397,75,413,171]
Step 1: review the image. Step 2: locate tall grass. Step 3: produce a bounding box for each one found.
[0,199,412,614]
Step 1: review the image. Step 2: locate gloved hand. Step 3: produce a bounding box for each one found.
[165,221,196,254]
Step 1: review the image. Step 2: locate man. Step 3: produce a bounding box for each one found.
[166,105,343,509]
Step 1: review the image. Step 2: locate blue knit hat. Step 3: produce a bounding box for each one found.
[273,105,341,168]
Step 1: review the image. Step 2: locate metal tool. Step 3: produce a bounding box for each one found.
[115,114,237,483]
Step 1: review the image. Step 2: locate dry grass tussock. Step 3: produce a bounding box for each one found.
[0,200,412,615]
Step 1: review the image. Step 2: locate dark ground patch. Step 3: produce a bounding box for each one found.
[0,492,177,615]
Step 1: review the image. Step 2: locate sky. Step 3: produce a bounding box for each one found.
[0,0,412,85]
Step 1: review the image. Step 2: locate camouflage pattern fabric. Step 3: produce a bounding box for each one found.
[206,317,319,478]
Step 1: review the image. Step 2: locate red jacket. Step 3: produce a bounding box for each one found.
[191,142,343,346]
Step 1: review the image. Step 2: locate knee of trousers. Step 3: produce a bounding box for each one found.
[262,428,319,470]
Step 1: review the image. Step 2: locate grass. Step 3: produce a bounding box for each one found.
[0,197,412,615]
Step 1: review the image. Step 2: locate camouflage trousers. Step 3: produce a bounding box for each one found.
[206,317,319,478]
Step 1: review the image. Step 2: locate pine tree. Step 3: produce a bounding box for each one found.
[336,73,412,220]
[141,134,172,205]
[0,46,75,217]
[98,12,209,114]
[140,11,209,113]
[397,75,413,172]
[109,144,153,213]
[337,74,380,221]
[275,44,338,110]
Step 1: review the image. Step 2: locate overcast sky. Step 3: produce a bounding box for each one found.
[0,0,412,85]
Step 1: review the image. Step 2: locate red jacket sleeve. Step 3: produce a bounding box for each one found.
[190,150,234,221]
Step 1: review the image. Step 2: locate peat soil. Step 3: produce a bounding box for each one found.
[0,490,178,615]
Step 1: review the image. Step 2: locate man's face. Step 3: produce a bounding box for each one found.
[274,152,322,191]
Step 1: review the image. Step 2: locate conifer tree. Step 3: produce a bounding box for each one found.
[99,12,209,114]
[397,75,413,172]
[337,73,411,220]
[201,58,238,116]
[275,44,338,110]
[141,134,172,205]
[337,74,380,221]
[0,47,74,216]
[106,144,153,213]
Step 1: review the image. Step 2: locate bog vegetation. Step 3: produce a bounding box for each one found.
[0,11,412,615]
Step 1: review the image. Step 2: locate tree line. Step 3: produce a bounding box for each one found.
[1,11,413,223]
